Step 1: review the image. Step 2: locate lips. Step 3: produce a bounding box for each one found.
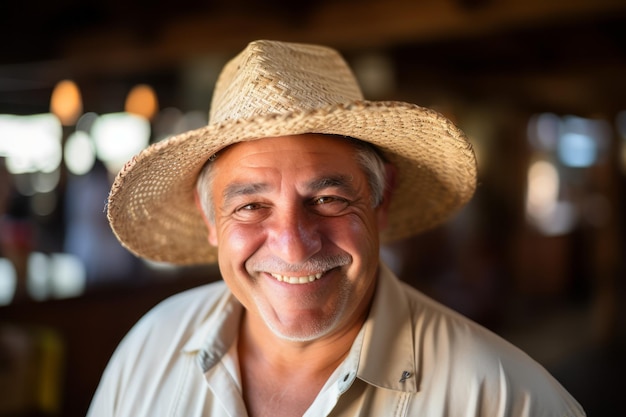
[248,253,352,285]
[269,272,323,284]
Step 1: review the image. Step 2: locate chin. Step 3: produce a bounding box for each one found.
[262,310,345,343]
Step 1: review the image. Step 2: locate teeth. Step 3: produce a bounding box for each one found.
[270,272,323,284]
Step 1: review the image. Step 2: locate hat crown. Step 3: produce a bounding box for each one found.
[209,40,364,124]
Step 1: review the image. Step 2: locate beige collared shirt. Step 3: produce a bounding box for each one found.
[87,263,585,416]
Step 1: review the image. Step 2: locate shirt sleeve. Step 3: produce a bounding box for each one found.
[86,337,129,417]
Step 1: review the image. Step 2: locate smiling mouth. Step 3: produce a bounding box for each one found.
[269,272,324,284]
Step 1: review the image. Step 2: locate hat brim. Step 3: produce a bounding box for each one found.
[107,100,477,265]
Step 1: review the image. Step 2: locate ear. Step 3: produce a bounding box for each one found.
[376,163,397,230]
[194,191,219,247]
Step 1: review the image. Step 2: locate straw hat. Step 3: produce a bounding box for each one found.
[107,40,477,265]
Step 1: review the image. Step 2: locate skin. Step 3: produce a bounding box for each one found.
[197,134,394,417]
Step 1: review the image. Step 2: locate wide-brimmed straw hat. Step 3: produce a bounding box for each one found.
[107,40,477,265]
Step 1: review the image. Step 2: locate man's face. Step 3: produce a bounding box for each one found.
[203,134,389,342]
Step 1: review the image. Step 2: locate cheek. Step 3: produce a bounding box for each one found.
[220,223,265,259]
[217,224,265,291]
[326,213,380,254]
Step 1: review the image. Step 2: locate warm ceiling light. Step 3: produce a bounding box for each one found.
[50,80,83,126]
[125,84,159,120]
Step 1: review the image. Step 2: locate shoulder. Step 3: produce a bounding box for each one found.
[104,280,230,369]
[139,280,229,325]
[399,280,538,373]
[88,281,233,415]
[102,281,231,372]
[397,281,585,415]
[123,280,229,344]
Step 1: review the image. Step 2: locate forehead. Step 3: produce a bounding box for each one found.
[209,134,367,194]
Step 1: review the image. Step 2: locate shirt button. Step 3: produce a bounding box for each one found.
[399,370,412,383]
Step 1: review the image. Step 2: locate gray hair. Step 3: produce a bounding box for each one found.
[195,136,388,224]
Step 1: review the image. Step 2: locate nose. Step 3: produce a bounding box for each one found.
[266,207,322,265]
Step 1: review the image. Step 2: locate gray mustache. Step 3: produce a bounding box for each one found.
[246,254,352,274]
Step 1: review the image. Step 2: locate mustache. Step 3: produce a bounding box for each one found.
[246,253,352,274]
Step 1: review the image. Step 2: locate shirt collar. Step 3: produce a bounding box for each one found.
[182,287,243,373]
[356,262,418,393]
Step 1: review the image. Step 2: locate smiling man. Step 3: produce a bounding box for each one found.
[88,40,585,416]
[202,136,381,343]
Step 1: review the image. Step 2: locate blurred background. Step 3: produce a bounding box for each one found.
[0,0,625,415]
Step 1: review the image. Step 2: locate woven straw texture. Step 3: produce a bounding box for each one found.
[107,40,477,265]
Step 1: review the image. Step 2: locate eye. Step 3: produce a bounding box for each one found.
[310,196,349,216]
[233,202,269,221]
[239,202,262,211]
[312,196,335,205]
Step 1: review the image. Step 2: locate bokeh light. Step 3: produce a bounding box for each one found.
[526,159,559,218]
[525,159,577,235]
[49,253,86,299]
[65,131,96,175]
[50,79,83,126]
[25,252,86,301]
[557,115,610,168]
[616,110,626,173]
[558,132,597,168]
[91,112,151,174]
[0,258,17,306]
[528,112,561,152]
[0,113,63,174]
[125,84,159,120]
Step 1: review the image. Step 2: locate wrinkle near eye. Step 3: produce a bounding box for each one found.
[309,196,350,216]
[232,202,271,222]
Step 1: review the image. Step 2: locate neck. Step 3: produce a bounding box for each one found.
[238,310,364,377]
[236,290,374,417]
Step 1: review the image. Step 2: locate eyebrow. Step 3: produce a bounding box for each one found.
[306,174,355,195]
[222,182,270,204]
[221,174,356,205]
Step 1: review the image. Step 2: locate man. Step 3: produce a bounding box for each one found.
[88,40,585,416]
